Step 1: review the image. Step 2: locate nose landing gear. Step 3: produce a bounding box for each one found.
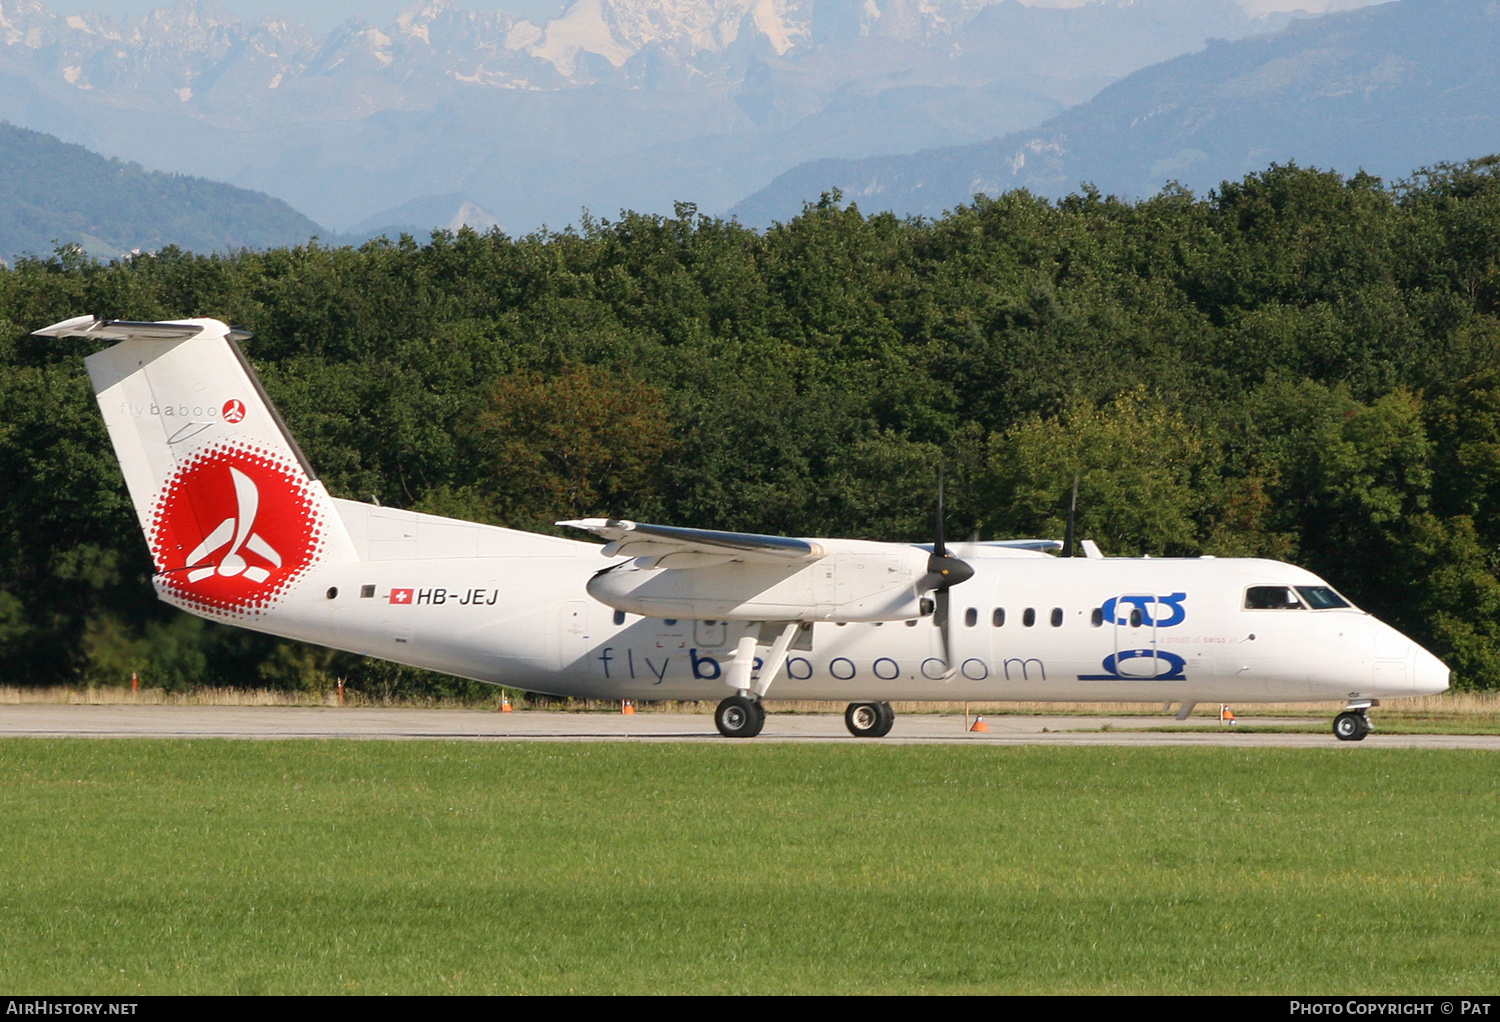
[1333,699,1377,741]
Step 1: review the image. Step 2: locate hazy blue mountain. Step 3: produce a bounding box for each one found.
[0,121,323,261]
[342,193,504,245]
[0,0,1322,233]
[730,0,1500,224]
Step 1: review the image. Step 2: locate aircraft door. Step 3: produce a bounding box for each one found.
[693,619,729,649]
[559,600,590,668]
[1111,594,1162,678]
[943,583,997,683]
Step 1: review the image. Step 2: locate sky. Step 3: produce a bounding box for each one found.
[57,1,570,32]
[50,0,1382,35]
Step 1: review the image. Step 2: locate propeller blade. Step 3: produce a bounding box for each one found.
[1063,473,1079,558]
[934,467,947,558]
[924,469,969,679]
[934,588,955,678]
[922,466,973,590]
[921,466,975,592]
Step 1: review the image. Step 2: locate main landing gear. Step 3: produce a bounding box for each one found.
[844,701,895,738]
[1333,700,1377,741]
[713,622,802,739]
[715,694,766,738]
[713,697,898,738]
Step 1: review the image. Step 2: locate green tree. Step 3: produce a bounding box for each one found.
[978,388,1213,555]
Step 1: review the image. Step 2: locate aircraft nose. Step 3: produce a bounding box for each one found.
[1412,644,1451,696]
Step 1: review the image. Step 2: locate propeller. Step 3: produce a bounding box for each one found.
[917,469,974,675]
[1062,473,1079,558]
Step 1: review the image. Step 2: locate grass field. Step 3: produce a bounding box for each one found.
[1,740,1496,994]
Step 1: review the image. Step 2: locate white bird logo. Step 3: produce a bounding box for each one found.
[183,467,283,584]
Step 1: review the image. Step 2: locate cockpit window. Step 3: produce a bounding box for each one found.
[1295,586,1352,609]
[1245,585,1305,610]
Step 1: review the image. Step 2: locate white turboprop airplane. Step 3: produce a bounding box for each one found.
[41,315,1451,741]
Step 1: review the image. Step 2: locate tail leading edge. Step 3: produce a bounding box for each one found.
[38,316,358,621]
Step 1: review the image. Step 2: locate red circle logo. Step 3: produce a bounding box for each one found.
[222,399,246,423]
[149,444,323,616]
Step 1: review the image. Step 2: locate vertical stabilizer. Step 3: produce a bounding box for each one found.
[37,316,357,620]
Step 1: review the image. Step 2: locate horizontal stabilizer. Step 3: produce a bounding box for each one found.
[33,315,251,343]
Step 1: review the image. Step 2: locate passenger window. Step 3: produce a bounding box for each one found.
[1129,607,1142,627]
[964,608,977,627]
[613,610,626,626]
[1245,586,1304,610]
[992,608,1005,627]
[906,619,918,627]
[1023,608,1036,627]
[1091,608,1103,627]
[1050,608,1063,627]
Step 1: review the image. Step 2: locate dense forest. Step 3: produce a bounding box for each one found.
[5,157,1500,695]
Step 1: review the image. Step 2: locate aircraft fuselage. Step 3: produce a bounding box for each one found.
[189,541,1447,705]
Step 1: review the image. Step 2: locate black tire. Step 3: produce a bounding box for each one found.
[1333,711,1370,741]
[845,702,894,738]
[716,695,765,738]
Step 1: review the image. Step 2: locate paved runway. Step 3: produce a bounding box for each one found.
[1,704,1496,748]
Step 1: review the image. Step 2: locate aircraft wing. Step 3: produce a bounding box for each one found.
[557,518,826,568]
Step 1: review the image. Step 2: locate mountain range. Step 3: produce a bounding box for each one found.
[0,0,1322,232]
[0,119,319,260]
[732,0,1500,222]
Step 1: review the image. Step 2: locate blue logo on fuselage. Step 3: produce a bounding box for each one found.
[1099,592,1187,628]
[1079,649,1188,681]
[1080,592,1189,681]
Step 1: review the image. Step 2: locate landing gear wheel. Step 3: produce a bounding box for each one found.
[716,695,765,738]
[845,701,895,738]
[1333,711,1371,741]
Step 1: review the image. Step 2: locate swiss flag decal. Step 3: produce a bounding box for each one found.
[389,588,414,605]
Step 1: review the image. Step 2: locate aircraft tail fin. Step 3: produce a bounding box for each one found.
[37,316,358,618]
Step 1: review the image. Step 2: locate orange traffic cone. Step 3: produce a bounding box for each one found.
[970,715,989,732]
[337,678,345,706]
[500,695,513,713]
[622,700,636,715]
[130,671,138,694]
[1220,705,1236,725]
